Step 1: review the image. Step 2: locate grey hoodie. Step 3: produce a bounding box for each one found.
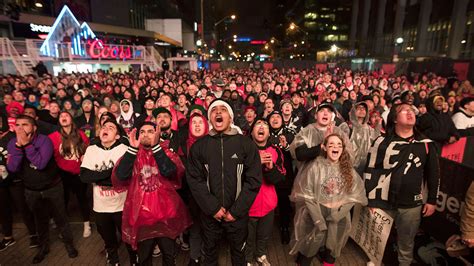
[348,102,381,174]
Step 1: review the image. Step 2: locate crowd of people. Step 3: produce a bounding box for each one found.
[0,67,473,266]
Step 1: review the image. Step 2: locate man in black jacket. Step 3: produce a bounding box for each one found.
[365,103,439,266]
[186,99,262,265]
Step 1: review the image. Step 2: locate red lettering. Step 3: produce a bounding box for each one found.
[88,39,102,59]
[101,46,109,58]
[87,39,132,60]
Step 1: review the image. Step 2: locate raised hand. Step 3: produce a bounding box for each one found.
[128,128,140,148]
[15,127,28,146]
[279,135,288,147]
[151,126,161,147]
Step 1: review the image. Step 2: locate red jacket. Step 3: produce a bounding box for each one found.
[49,130,89,175]
[249,144,286,217]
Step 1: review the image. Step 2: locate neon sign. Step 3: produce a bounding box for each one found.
[250,40,267,45]
[235,37,251,42]
[87,40,132,60]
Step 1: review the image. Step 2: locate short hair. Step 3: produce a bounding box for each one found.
[15,114,37,126]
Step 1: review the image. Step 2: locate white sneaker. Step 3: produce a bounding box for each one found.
[257,255,271,266]
[152,244,161,257]
[83,222,92,238]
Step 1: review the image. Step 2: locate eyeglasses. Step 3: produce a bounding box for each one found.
[255,122,269,128]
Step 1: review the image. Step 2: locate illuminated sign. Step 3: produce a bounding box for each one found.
[250,40,267,45]
[235,37,251,42]
[40,5,97,57]
[30,23,51,33]
[87,40,132,59]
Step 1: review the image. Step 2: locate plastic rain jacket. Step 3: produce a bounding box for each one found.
[289,156,367,258]
[112,140,192,250]
[348,103,381,173]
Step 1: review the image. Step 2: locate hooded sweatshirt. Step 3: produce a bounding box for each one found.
[452,107,474,136]
[348,102,381,174]
[118,99,139,134]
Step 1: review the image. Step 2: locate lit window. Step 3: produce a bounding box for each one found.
[305,21,317,29]
[304,12,317,19]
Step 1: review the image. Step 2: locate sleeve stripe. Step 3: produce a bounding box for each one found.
[127,146,138,155]
[152,144,162,153]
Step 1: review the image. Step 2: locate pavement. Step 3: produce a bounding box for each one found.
[0,220,369,265]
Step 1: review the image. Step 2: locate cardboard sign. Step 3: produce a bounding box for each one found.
[350,205,394,266]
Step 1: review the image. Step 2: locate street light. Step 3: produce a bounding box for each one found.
[289,23,296,30]
[396,37,404,44]
[331,44,338,52]
[270,39,275,44]
[228,45,232,49]
[215,14,237,27]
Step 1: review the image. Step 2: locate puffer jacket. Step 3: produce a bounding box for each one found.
[249,143,285,217]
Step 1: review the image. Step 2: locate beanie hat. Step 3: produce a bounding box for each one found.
[267,110,283,123]
[207,99,234,122]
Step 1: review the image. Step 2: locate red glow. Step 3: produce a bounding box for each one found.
[87,39,132,60]
[250,40,267,45]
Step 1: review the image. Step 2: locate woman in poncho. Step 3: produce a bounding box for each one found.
[290,133,367,266]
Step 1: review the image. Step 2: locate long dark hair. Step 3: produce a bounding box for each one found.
[59,111,87,159]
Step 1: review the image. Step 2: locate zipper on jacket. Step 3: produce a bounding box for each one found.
[221,135,225,206]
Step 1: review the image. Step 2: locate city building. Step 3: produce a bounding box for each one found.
[349,0,474,60]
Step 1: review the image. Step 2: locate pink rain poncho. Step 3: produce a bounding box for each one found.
[113,140,192,250]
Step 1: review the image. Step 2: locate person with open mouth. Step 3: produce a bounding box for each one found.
[186,98,262,266]
[290,133,367,266]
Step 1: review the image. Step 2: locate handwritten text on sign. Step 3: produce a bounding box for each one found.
[350,205,393,266]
